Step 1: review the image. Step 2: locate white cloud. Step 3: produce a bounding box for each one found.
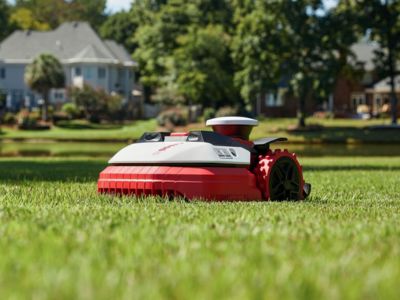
[107,0,131,13]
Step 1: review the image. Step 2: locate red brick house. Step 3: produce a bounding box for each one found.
[257,41,400,117]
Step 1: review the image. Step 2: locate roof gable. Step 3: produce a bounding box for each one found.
[0,22,135,66]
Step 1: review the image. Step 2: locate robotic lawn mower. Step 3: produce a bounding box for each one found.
[98,116,311,201]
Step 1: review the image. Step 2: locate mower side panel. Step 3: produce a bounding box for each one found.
[98,166,262,201]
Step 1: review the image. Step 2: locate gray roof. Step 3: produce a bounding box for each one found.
[0,22,136,67]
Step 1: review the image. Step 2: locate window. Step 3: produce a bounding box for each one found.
[74,67,81,76]
[84,67,93,79]
[264,90,284,107]
[53,90,64,100]
[128,70,133,79]
[98,67,106,79]
[0,68,5,79]
[351,93,366,109]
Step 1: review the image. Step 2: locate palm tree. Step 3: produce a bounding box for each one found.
[24,53,65,121]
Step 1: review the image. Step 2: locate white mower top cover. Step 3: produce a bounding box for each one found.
[108,140,250,165]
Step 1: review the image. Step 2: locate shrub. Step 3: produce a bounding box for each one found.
[68,84,122,123]
[17,110,43,130]
[157,107,188,128]
[2,112,17,125]
[61,103,80,119]
[215,106,253,118]
[203,107,216,121]
[215,106,239,117]
[52,112,71,124]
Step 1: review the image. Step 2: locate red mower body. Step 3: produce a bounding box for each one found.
[98,166,262,201]
[98,117,311,201]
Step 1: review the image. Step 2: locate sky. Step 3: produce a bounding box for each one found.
[107,0,131,13]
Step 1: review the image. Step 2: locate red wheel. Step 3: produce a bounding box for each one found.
[254,149,305,200]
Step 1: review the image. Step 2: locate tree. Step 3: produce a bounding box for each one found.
[100,11,139,53]
[354,0,400,124]
[9,7,50,30]
[133,0,236,106]
[134,0,194,88]
[13,0,107,30]
[280,0,346,128]
[231,0,286,111]
[276,0,359,127]
[169,25,238,108]
[24,54,65,121]
[0,0,15,41]
[70,0,107,29]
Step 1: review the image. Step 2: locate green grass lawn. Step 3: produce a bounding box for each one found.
[1,117,399,143]
[0,119,157,141]
[0,156,399,299]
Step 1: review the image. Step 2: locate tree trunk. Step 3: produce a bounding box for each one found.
[297,85,308,128]
[297,95,306,128]
[387,29,397,124]
[389,68,398,125]
[388,43,398,125]
[385,0,398,125]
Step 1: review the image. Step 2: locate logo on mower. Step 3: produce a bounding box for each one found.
[153,143,183,155]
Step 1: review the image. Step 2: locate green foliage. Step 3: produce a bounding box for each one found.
[24,54,65,96]
[13,0,107,30]
[215,106,239,118]
[100,11,138,53]
[0,0,15,41]
[202,107,216,121]
[10,7,50,30]
[24,54,65,121]
[133,0,236,107]
[131,0,371,127]
[68,84,122,123]
[171,25,237,107]
[61,103,80,119]
[231,0,285,104]
[156,107,188,128]
[17,110,40,129]
[1,112,17,125]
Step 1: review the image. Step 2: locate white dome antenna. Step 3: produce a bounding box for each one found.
[206,116,258,140]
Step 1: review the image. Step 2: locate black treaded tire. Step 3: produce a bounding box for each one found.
[254,149,305,201]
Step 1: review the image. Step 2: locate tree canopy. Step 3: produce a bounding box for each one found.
[10,0,107,30]
[2,0,399,125]
[25,54,65,121]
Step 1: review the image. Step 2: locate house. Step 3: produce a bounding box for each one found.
[257,41,400,117]
[0,22,139,114]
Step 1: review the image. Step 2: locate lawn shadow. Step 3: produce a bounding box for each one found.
[304,165,400,171]
[0,160,106,182]
[288,126,400,143]
[1,159,398,185]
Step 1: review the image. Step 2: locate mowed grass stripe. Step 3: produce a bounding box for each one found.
[0,157,399,299]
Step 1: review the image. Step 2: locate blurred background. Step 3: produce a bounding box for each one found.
[0,0,399,157]
[1,3,400,298]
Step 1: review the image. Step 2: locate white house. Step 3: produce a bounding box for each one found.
[0,21,138,112]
